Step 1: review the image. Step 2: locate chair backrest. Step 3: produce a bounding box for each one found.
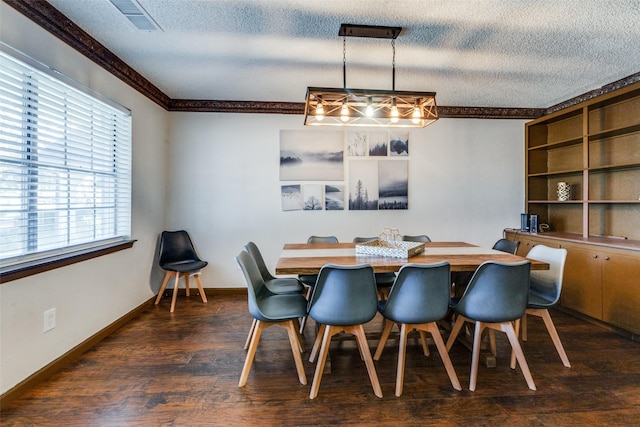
[308,264,378,326]
[307,236,339,243]
[380,262,450,324]
[492,238,520,254]
[159,230,201,267]
[353,237,377,243]
[244,241,275,282]
[454,261,531,323]
[402,235,431,242]
[235,251,272,321]
[526,245,567,305]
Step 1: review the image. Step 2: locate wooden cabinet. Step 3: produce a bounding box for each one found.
[505,229,640,336]
[525,82,640,241]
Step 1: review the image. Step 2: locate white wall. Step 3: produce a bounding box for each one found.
[167,113,526,288]
[0,4,169,394]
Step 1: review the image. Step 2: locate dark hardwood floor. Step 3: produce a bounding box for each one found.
[3,292,640,426]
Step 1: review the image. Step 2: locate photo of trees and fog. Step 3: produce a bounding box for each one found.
[390,132,409,156]
[303,184,323,210]
[349,160,379,210]
[325,185,344,210]
[281,185,302,211]
[368,131,388,156]
[378,160,408,210]
[280,130,344,181]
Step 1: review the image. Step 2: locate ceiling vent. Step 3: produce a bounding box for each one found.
[109,0,162,31]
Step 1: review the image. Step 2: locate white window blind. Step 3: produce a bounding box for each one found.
[0,45,132,270]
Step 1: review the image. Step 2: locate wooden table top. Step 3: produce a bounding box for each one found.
[275,241,549,275]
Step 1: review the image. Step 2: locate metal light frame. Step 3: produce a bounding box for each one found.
[304,24,438,128]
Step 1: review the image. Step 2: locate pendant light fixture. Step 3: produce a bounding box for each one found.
[304,24,438,128]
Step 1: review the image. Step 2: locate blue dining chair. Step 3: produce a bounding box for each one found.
[235,251,308,387]
[243,241,305,350]
[445,261,536,391]
[307,264,382,399]
[374,262,461,396]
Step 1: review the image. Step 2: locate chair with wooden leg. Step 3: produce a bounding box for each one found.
[511,245,570,368]
[374,262,461,396]
[307,264,382,399]
[445,261,536,391]
[243,241,305,350]
[155,230,208,313]
[402,234,431,242]
[235,251,308,387]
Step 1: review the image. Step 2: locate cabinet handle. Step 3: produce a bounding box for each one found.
[593,255,598,259]
[605,256,610,261]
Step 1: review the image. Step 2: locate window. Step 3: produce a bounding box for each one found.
[0,44,132,273]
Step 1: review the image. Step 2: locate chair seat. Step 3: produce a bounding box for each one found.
[256,293,308,321]
[527,293,555,309]
[298,274,318,286]
[265,277,304,294]
[374,272,396,287]
[161,260,208,272]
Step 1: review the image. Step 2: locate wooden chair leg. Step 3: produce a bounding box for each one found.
[535,308,571,367]
[239,320,266,387]
[395,323,411,396]
[244,318,257,350]
[445,315,467,351]
[309,324,326,363]
[170,272,180,313]
[425,322,462,391]
[194,273,208,303]
[373,319,395,360]
[184,273,190,297]
[285,320,307,385]
[310,324,335,399]
[292,317,304,353]
[155,272,172,305]
[510,318,521,369]
[469,321,486,391]
[522,313,528,341]
[419,330,430,356]
[488,329,497,357]
[350,324,383,398]
[501,322,536,390]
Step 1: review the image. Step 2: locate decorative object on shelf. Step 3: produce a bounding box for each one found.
[304,24,438,128]
[355,239,425,258]
[521,213,529,232]
[557,182,571,201]
[529,214,539,234]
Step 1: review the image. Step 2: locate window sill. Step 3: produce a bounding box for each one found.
[0,240,136,284]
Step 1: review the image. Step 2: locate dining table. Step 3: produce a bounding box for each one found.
[275,241,549,275]
[275,240,549,369]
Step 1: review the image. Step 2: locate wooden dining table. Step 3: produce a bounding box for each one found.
[275,240,548,369]
[275,241,549,275]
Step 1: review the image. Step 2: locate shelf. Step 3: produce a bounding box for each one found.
[588,200,640,204]
[527,169,583,178]
[527,200,584,204]
[588,123,640,141]
[588,162,640,173]
[528,136,583,151]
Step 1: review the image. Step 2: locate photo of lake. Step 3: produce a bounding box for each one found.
[280,130,344,181]
[325,185,344,210]
[379,160,408,210]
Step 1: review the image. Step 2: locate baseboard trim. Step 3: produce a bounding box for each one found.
[0,297,154,410]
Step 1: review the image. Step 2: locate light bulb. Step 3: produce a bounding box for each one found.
[390,99,399,123]
[411,105,422,125]
[366,97,374,117]
[315,102,325,121]
[340,102,349,122]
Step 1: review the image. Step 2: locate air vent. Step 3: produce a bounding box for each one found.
[110,0,162,31]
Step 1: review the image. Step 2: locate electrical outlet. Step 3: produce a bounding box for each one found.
[44,308,56,332]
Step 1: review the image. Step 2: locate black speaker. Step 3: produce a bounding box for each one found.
[520,213,529,231]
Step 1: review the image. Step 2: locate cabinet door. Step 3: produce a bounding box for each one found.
[562,246,603,319]
[602,253,640,334]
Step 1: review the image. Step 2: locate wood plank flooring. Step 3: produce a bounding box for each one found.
[3,293,640,426]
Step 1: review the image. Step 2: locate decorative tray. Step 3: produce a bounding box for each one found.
[355,239,425,258]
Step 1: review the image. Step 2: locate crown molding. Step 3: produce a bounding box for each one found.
[5,0,636,120]
[4,0,170,109]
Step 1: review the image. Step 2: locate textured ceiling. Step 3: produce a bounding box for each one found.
[44,0,640,108]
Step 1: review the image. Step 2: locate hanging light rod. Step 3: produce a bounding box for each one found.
[304,24,438,128]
